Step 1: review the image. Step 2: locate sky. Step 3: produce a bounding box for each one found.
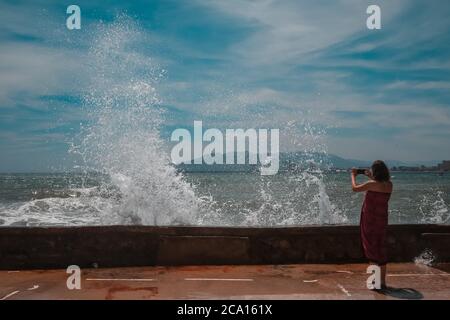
[0,0,450,172]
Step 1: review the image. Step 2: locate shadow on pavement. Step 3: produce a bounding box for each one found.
[378,287,424,300]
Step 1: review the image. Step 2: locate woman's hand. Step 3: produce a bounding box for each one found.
[364,169,373,179]
[351,168,358,176]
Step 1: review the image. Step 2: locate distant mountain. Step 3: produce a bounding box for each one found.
[176,151,438,172]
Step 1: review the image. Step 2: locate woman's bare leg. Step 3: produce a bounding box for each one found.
[380,264,387,286]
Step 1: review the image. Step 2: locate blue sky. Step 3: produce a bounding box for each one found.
[0,0,450,171]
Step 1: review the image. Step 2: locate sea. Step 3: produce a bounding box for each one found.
[0,171,448,227]
[1,16,448,228]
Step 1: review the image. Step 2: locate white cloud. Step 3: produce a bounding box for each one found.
[386,81,450,90]
[0,43,86,106]
[195,0,407,65]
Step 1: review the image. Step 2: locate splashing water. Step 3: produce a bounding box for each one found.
[192,116,347,226]
[71,17,200,225]
[414,249,435,266]
[419,191,449,224]
[68,16,345,227]
[1,16,350,227]
[267,119,346,225]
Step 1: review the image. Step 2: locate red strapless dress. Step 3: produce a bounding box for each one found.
[360,190,391,265]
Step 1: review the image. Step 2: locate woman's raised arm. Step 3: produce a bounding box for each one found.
[351,168,376,192]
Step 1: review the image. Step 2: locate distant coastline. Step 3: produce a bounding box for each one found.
[390,160,450,173]
[0,154,448,174]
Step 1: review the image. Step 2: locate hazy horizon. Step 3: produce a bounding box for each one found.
[0,151,445,173]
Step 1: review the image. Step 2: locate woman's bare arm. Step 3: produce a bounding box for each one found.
[352,176,376,192]
[351,168,376,192]
[351,169,392,193]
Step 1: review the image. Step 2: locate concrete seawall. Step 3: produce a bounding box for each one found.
[1,224,450,270]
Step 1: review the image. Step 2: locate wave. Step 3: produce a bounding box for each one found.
[0,15,348,227]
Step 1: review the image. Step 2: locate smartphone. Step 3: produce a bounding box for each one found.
[356,169,366,175]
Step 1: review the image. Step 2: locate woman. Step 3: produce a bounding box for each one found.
[351,160,393,289]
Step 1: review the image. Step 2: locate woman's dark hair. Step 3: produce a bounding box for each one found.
[371,160,390,182]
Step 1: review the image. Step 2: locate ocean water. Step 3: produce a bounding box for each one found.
[1,16,448,228]
[0,171,448,227]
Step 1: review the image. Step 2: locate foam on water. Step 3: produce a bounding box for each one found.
[0,191,111,226]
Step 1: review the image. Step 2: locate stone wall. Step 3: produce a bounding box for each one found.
[1,224,449,270]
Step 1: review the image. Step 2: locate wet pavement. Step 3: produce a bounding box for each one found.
[1,263,449,300]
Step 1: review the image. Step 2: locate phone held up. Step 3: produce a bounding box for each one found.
[356,169,366,175]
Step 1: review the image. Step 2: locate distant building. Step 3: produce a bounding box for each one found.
[391,160,450,172]
[438,161,450,171]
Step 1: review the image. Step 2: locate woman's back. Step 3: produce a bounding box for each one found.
[364,180,393,194]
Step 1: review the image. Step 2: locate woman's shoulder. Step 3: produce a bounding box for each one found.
[367,180,392,193]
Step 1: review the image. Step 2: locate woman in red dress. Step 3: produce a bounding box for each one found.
[351,160,393,289]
